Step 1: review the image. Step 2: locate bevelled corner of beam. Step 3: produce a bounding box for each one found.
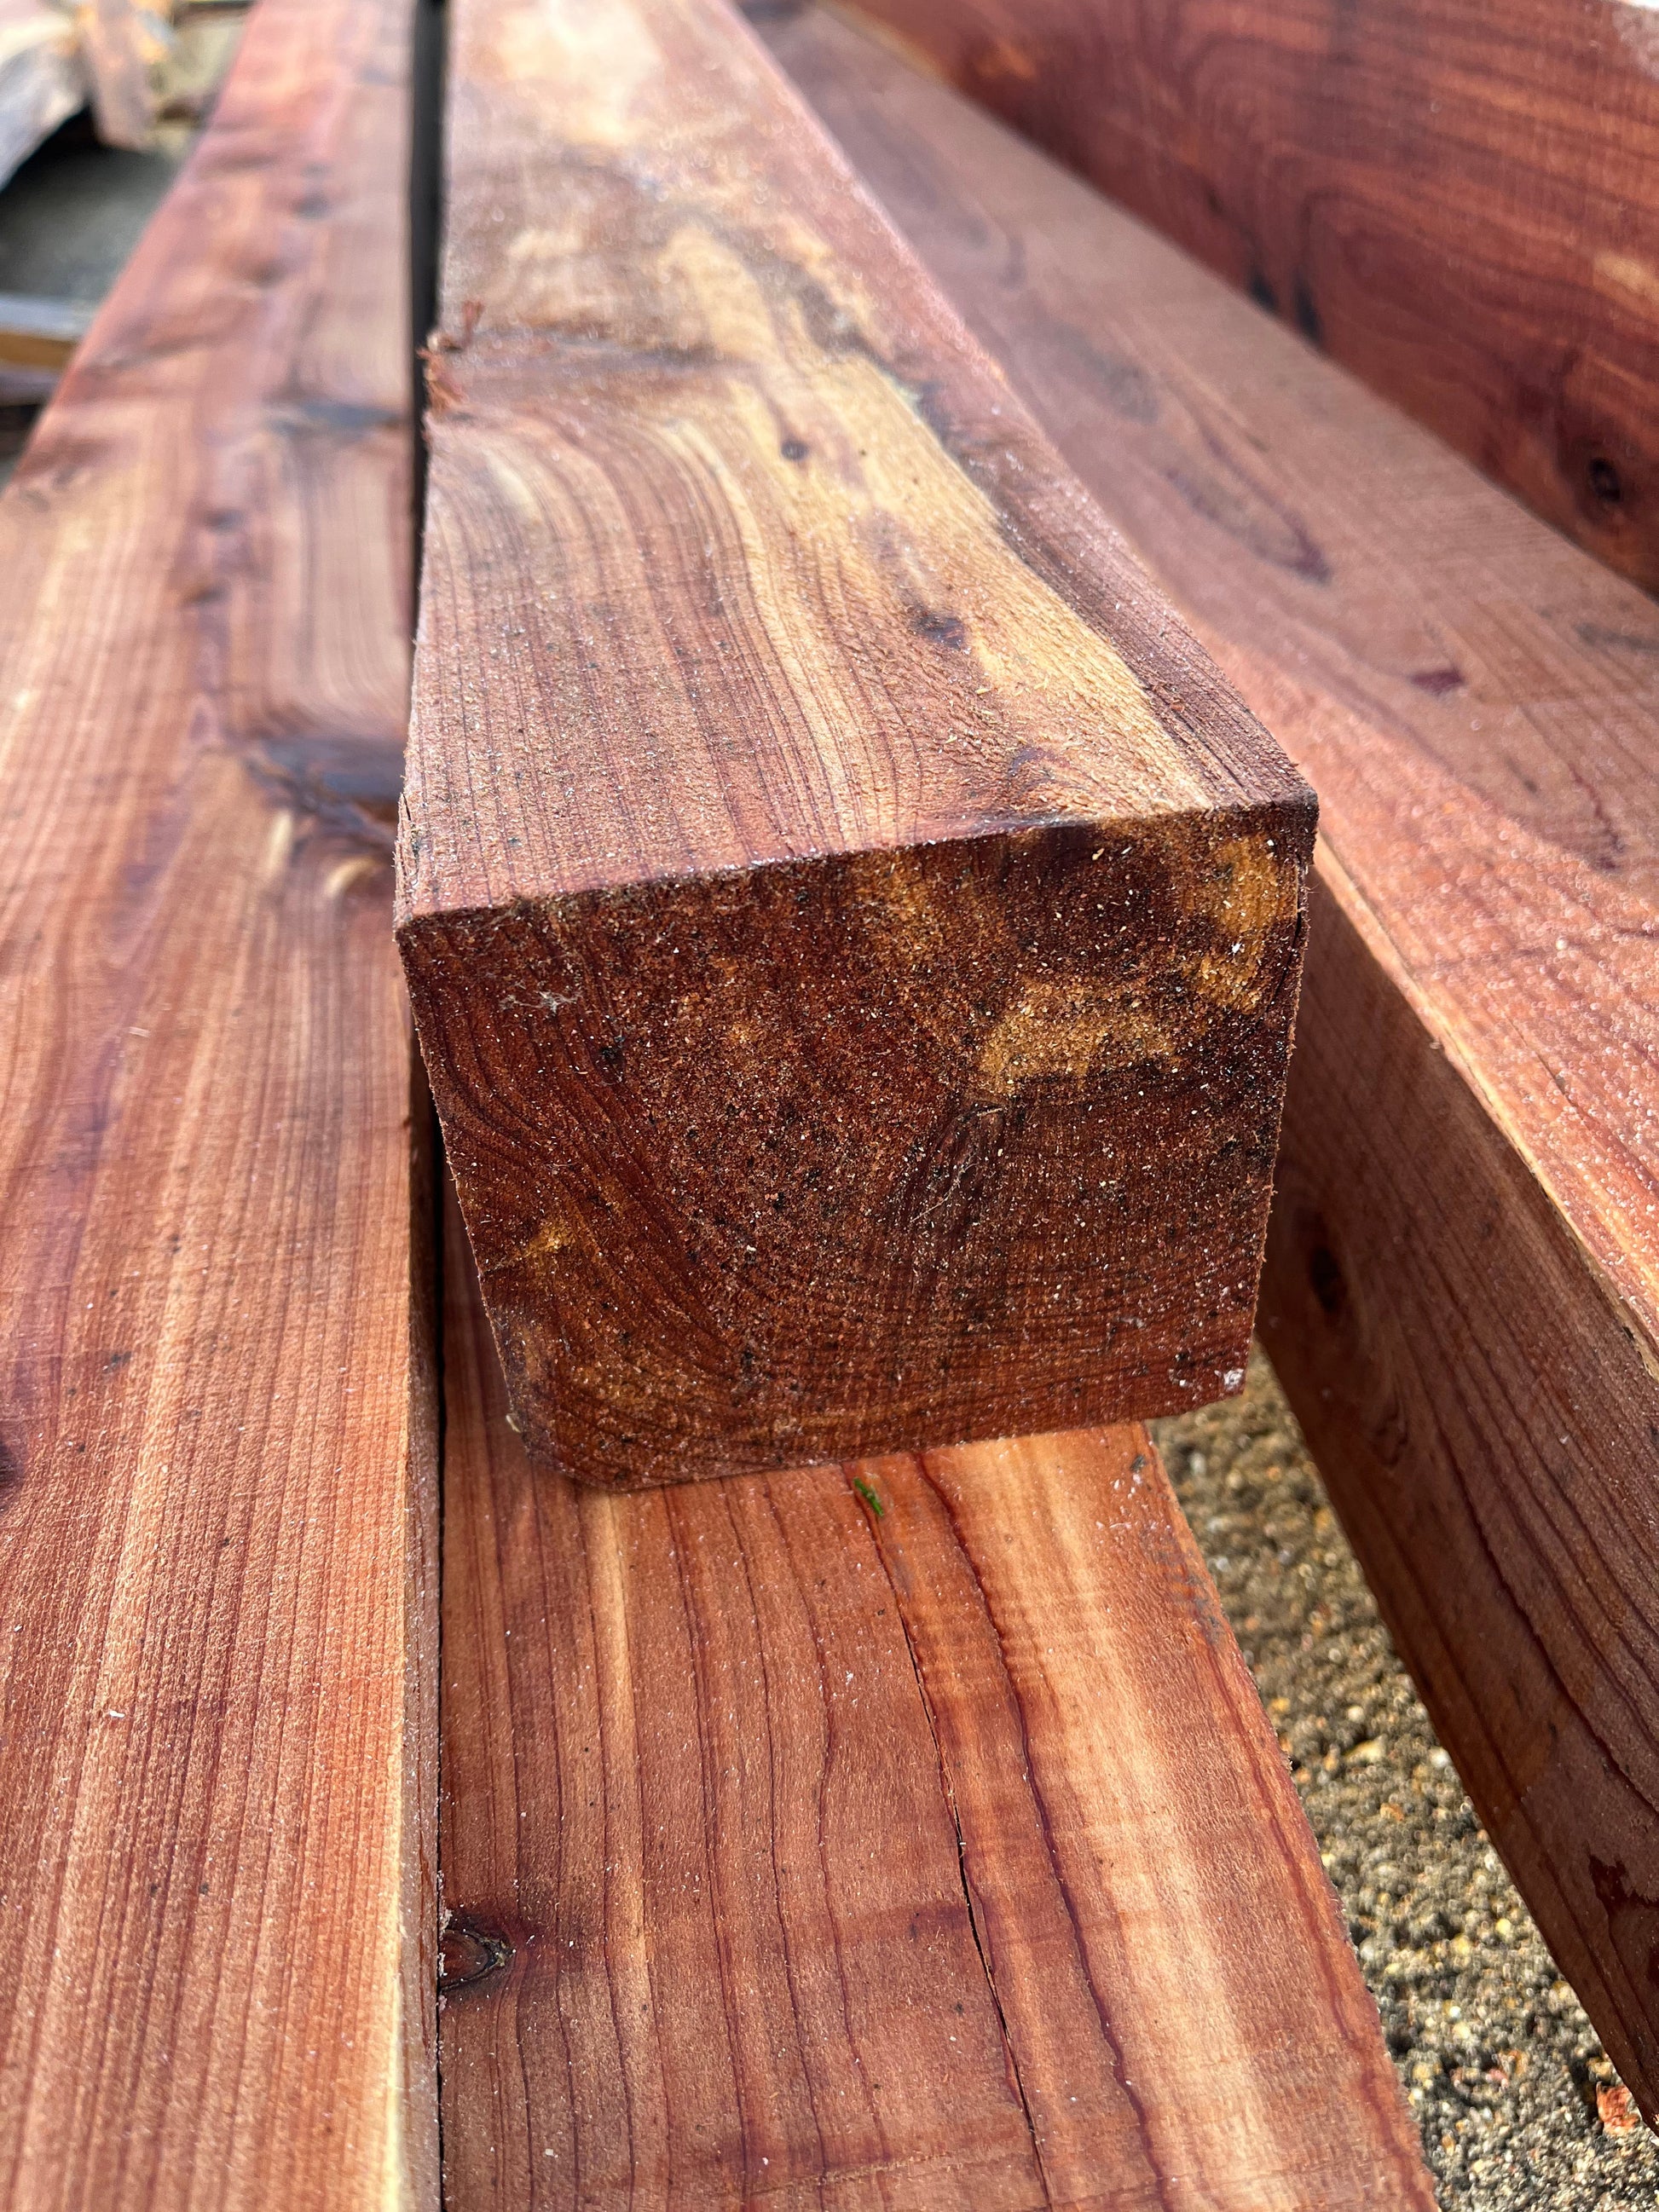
[395,0,1316,1489]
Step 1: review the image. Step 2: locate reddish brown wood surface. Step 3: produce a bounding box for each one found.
[760,0,1659,2117]
[439,1185,1432,2208]
[0,0,436,2199]
[836,0,1659,591]
[396,0,1316,1491]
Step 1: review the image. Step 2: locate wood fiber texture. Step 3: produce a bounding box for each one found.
[837,0,1659,592]
[0,0,437,2200]
[437,1190,1433,2209]
[396,0,1315,1489]
[759,0,1659,2118]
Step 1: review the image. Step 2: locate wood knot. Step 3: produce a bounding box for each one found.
[439,1915,513,1993]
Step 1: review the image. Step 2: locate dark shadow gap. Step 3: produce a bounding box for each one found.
[409,0,446,598]
[407,0,448,2189]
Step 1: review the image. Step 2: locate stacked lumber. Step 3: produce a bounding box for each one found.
[0,292,91,402]
[17,0,1654,2186]
[757,0,1659,2122]
[0,0,436,2203]
[440,1190,1433,2207]
[837,0,1659,592]
[0,0,82,185]
[398,0,1315,1490]
[0,0,178,185]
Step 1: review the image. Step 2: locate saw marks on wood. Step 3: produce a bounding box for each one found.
[438,1188,1431,2208]
[757,0,1659,2122]
[397,0,1315,1489]
[0,0,436,2199]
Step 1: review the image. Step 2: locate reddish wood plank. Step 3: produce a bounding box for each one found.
[397,0,1315,1490]
[835,0,1659,590]
[438,1189,1044,2210]
[0,0,436,2198]
[866,1432,1433,2207]
[439,1189,1431,2207]
[758,1,1659,2118]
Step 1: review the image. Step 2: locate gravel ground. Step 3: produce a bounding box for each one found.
[1154,1352,1659,2210]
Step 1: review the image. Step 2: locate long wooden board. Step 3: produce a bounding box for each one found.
[396,0,1315,1491]
[838,0,1659,592]
[759,0,1659,2121]
[438,1184,1432,2209]
[0,0,436,2198]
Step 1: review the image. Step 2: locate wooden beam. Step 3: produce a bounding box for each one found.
[397,0,1315,1492]
[0,293,93,374]
[834,0,1659,592]
[0,293,94,403]
[758,0,1659,2120]
[438,1185,1433,2208]
[0,0,436,2198]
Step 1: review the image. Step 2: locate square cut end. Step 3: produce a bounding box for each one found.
[400,801,1310,1487]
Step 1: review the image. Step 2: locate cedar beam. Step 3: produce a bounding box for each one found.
[396,0,1315,1491]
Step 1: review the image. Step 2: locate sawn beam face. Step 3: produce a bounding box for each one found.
[397,0,1314,1487]
[1264,875,1659,2116]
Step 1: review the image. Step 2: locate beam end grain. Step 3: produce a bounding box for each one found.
[402,802,1309,1488]
[398,0,1315,1487]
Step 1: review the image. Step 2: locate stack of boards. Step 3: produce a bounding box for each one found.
[0,0,180,188]
[0,0,1653,2199]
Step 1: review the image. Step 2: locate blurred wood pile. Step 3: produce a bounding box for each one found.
[0,0,213,186]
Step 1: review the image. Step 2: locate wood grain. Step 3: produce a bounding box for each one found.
[397,0,1315,1493]
[835,0,1659,592]
[0,0,436,2199]
[759,0,1659,2117]
[438,1185,1432,2209]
